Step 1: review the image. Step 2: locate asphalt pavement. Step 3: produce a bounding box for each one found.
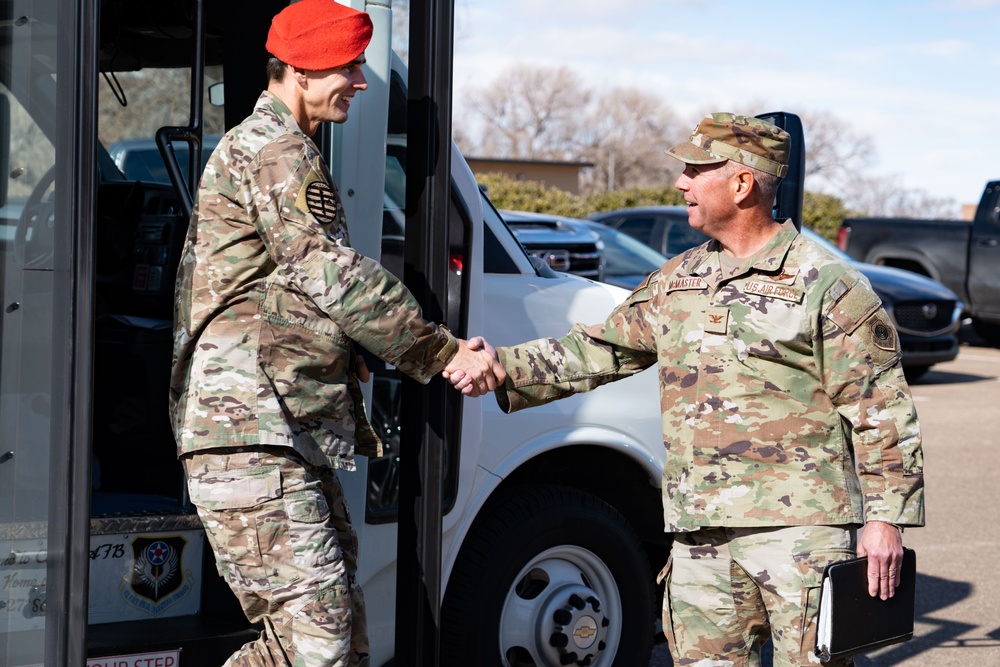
[650,332,1000,666]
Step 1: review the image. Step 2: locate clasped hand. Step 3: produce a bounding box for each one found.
[443,336,505,397]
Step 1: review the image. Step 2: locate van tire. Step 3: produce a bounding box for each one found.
[441,484,655,667]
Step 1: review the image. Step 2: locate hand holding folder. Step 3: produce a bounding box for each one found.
[814,547,916,662]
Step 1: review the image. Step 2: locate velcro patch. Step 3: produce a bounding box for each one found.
[667,276,707,292]
[826,282,880,335]
[624,274,653,306]
[705,307,729,334]
[744,280,803,303]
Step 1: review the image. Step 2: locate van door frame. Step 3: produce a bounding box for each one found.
[45,0,98,663]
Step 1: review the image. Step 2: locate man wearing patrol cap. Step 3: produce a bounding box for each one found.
[170,1,504,665]
[454,113,924,665]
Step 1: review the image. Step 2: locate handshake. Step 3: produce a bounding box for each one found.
[443,336,505,398]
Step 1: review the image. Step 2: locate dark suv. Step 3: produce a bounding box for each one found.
[589,206,963,381]
[502,210,604,281]
[589,205,704,259]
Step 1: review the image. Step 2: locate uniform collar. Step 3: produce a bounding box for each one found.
[682,219,801,282]
[256,91,306,137]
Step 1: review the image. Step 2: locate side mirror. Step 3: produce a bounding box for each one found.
[756,111,805,231]
[0,93,9,207]
[208,82,225,107]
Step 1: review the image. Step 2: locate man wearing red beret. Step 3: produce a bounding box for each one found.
[170,1,505,665]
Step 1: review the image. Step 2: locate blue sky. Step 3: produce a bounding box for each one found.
[450,0,1000,211]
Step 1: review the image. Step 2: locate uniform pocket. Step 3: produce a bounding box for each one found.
[284,486,332,524]
[263,487,342,576]
[188,465,282,569]
[656,554,677,655]
[794,547,855,665]
[187,465,282,509]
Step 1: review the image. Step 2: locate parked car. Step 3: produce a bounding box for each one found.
[589,205,706,258]
[580,219,670,290]
[589,206,963,380]
[501,209,604,281]
[502,211,670,290]
[107,134,222,185]
[838,180,1000,346]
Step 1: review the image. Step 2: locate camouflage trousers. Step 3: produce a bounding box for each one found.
[183,447,369,667]
[658,525,857,667]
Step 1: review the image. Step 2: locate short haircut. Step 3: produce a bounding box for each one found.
[266,56,288,83]
[719,160,783,209]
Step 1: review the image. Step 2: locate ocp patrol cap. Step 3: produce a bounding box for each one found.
[666,113,790,178]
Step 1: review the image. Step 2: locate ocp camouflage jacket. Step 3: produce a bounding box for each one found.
[496,220,924,532]
[170,92,456,471]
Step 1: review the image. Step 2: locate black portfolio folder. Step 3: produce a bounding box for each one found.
[814,547,916,662]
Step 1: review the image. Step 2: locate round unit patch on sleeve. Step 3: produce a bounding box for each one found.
[304,180,339,224]
[869,317,897,352]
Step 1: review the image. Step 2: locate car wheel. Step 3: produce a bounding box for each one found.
[903,365,931,382]
[972,320,1000,348]
[441,484,655,667]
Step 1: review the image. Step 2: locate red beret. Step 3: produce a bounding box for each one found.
[266,0,373,71]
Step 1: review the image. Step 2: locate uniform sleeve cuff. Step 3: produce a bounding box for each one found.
[435,326,459,364]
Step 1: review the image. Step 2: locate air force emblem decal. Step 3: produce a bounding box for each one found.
[120,536,195,615]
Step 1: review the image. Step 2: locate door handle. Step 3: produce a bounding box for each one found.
[977,238,999,247]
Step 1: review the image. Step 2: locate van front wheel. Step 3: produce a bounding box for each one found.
[441,484,655,667]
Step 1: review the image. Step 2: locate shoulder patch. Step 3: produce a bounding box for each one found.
[295,158,340,225]
[825,281,880,335]
[304,181,338,223]
[856,311,901,368]
[826,280,901,368]
[867,315,897,352]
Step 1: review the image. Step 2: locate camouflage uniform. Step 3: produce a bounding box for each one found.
[496,220,924,665]
[183,448,368,666]
[170,92,457,666]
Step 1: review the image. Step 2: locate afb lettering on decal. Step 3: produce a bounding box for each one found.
[667,277,707,292]
[744,280,803,303]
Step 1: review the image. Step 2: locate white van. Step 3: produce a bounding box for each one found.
[0,2,667,666]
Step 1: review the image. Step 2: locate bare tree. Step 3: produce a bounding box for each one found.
[800,111,876,193]
[800,111,957,217]
[580,86,688,194]
[843,172,958,218]
[459,67,958,215]
[466,65,590,160]
[98,67,225,146]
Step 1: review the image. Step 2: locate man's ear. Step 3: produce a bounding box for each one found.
[732,169,755,205]
[291,66,309,86]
